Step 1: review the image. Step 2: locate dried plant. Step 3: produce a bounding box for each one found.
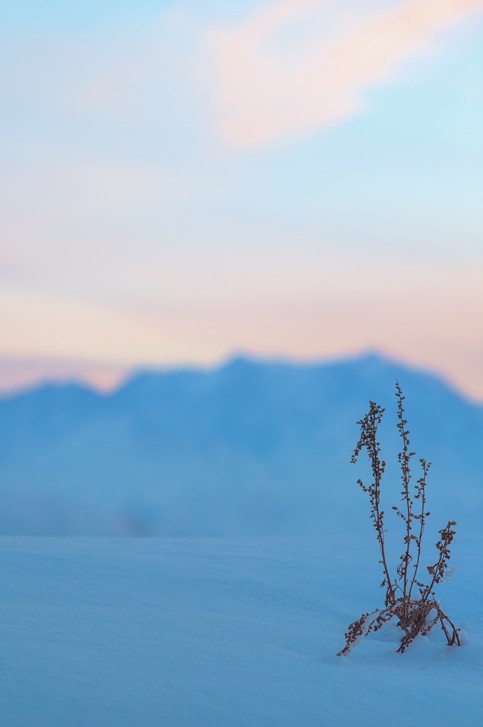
[338,384,461,655]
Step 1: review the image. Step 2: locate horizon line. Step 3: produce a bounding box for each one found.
[0,349,479,404]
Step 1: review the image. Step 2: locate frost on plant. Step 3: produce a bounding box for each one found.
[338,384,461,655]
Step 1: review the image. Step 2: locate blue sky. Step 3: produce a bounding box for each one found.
[1,1,482,396]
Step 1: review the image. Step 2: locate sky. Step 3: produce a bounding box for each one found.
[1,0,483,398]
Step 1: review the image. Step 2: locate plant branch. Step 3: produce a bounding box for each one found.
[338,386,460,656]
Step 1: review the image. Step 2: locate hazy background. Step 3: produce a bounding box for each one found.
[1,1,482,536]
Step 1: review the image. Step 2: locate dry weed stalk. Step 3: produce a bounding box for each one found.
[338,384,461,655]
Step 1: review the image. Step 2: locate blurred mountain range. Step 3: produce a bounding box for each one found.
[0,353,482,536]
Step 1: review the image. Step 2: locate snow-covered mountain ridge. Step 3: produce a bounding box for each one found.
[0,353,481,535]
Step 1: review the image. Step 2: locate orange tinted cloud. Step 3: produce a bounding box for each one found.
[2,259,482,399]
[210,0,483,147]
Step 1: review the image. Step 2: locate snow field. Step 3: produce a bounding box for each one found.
[1,536,481,727]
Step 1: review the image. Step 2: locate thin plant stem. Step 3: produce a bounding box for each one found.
[396,382,413,608]
[408,458,429,601]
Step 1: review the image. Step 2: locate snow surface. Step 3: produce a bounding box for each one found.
[1,535,482,727]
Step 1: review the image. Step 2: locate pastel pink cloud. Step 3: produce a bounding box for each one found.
[209,0,483,147]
